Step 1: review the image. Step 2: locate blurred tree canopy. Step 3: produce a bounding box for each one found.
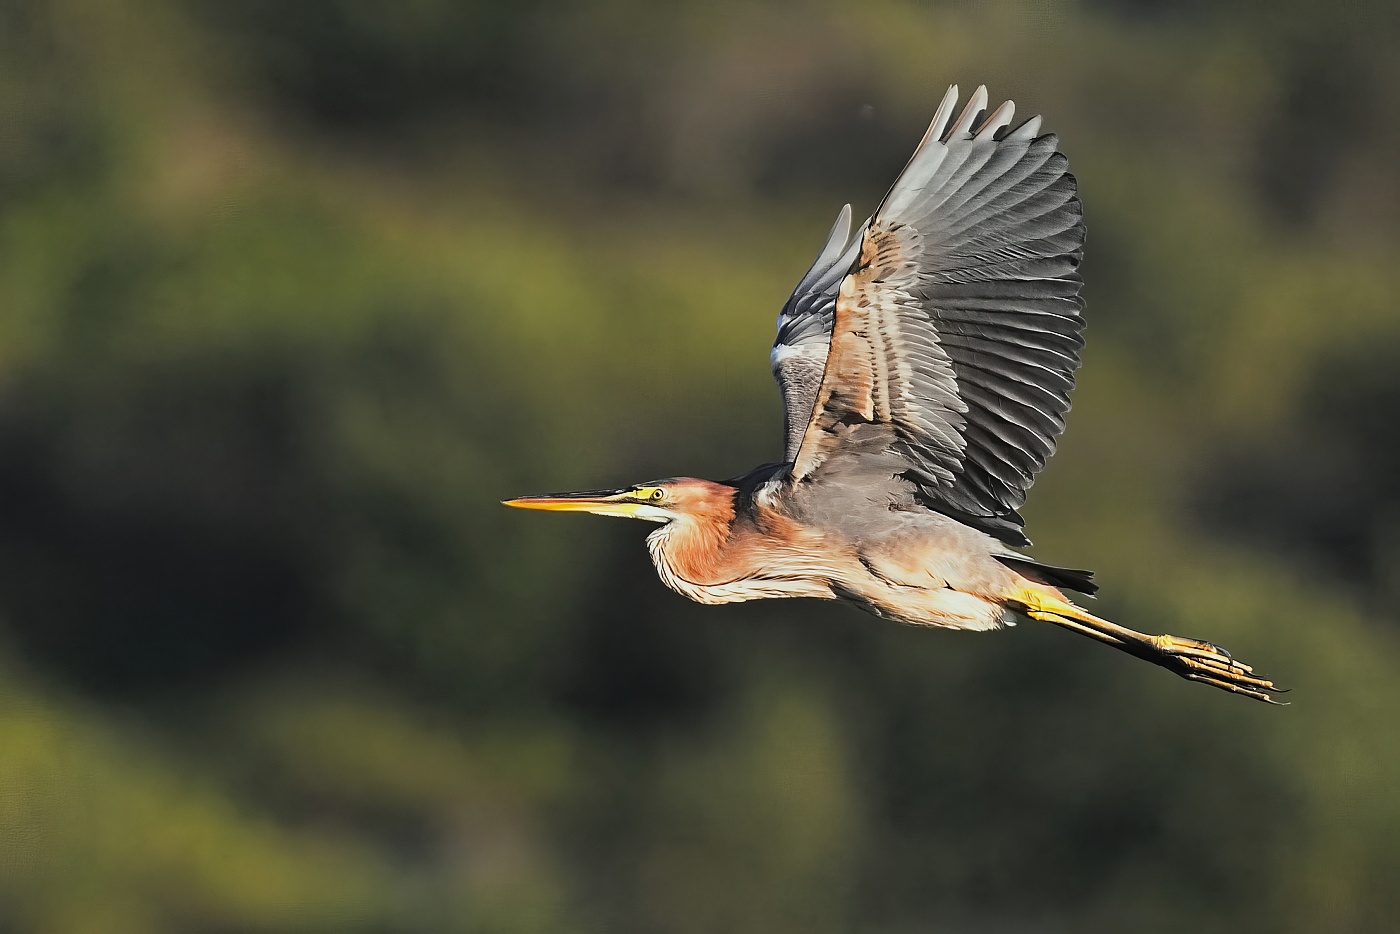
[1,0,1399,931]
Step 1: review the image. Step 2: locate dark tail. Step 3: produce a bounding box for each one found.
[995,555,1098,596]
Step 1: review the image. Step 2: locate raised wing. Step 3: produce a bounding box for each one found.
[792,85,1086,546]
[771,204,863,463]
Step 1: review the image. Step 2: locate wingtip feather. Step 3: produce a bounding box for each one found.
[920,84,960,149]
[809,203,856,270]
[1006,114,1043,142]
[947,84,989,140]
[975,99,1015,140]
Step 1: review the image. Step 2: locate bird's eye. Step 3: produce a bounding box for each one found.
[649,488,666,502]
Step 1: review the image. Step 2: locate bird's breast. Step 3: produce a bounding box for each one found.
[645,515,836,605]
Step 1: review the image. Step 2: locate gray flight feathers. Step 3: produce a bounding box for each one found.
[771,203,864,462]
[774,84,1085,547]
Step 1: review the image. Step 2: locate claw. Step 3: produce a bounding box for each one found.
[1206,640,1231,659]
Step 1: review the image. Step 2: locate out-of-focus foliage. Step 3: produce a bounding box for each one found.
[2,0,1399,930]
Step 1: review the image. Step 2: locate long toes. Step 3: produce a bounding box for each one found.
[1144,633,1285,702]
[1176,656,1279,692]
[1163,649,1287,703]
[1184,671,1288,705]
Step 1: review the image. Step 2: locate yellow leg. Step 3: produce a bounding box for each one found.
[1016,591,1286,705]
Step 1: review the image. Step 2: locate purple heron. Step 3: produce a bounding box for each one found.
[506,85,1282,703]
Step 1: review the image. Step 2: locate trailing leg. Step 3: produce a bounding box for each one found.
[1012,591,1286,704]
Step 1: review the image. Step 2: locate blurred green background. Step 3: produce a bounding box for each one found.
[2,0,1399,931]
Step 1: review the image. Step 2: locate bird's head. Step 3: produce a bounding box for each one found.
[503,478,735,524]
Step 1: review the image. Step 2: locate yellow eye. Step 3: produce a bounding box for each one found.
[649,488,666,502]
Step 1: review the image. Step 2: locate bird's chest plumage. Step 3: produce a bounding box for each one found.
[645,513,835,605]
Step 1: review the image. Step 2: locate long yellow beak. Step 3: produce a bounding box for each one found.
[501,489,645,519]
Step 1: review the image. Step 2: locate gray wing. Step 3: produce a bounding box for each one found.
[792,85,1086,547]
[771,203,863,463]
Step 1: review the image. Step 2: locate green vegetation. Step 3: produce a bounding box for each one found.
[2,0,1399,930]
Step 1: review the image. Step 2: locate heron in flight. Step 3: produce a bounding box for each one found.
[506,85,1282,703]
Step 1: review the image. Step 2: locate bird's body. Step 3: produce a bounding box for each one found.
[644,467,1033,632]
[507,85,1283,703]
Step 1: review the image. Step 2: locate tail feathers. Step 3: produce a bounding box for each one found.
[996,555,1098,596]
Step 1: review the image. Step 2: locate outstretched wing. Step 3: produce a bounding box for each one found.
[792,85,1086,546]
[771,203,863,463]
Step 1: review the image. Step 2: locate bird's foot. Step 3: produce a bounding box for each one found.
[1148,634,1286,704]
[1023,601,1288,704]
